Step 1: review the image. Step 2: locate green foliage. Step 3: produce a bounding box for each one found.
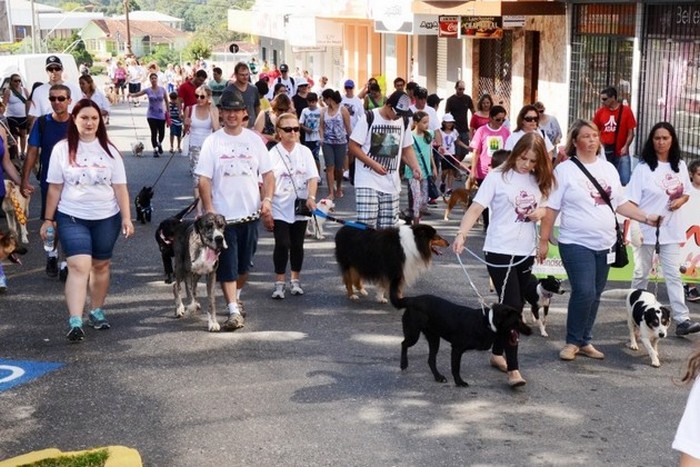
[184,36,211,62]
[90,64,106,75]
[19,448,109,467]
[46,33,94,67]
[140,45,181,68]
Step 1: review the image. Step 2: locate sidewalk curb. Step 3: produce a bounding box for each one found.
[0,445,142,466]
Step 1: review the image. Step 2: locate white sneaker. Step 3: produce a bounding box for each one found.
[271,281,285,299]
[290,280,304,296]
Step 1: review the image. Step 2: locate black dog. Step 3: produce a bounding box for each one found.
[390,288,531,387]
[522,275,566,337]
[155,199,198,284]
[135,186,154,224]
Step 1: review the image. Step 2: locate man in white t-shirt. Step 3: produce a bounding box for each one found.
[348,91,422,229]
[28,56,82,128]
[409,87,440,132]
[195,89,274,331]
[341,80,364,130]
[266,63,296,99]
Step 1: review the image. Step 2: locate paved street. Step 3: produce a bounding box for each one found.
[0,93,698,466]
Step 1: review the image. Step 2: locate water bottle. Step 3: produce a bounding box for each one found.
[44,226,55,252]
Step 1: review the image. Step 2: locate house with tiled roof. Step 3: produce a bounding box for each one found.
[79,18,190,58]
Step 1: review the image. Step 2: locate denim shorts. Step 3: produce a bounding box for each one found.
[56,211,121,260]
[216,220,259,282]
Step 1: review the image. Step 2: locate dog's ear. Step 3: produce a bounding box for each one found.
[660,306,672,320]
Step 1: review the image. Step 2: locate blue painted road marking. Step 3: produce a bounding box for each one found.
[0,359,63,392]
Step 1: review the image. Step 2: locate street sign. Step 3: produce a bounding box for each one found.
[229,43,240,54]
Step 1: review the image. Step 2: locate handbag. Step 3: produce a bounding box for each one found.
[570,156,628,268]
[276,146,312,217]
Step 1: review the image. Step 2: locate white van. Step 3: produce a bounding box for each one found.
[0,53,80,92]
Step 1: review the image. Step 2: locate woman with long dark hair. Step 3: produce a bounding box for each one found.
[319,89,351,199]
[40,99,134,342]
[627,122,700,336]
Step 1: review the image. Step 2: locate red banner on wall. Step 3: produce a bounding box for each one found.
[438,16,460,38]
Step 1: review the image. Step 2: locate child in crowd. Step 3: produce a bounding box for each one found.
[299,92,322,176]
[406,110,437,226]
[685,159,700,302]
[438,113,470,196]
[167,91,183,154]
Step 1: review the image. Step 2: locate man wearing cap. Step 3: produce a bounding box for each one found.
[292,79,310,143]
[28,56,82,128]
[195,89,274,331]
[348,91,422,229]
[223,62,260,129]
[341,80,364,130]
[445,80,475,162]
[267,63,296,99]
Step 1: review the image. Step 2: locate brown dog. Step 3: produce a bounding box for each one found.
[2,180,30,244]
[0,230,28,264]
[443,186,479,221]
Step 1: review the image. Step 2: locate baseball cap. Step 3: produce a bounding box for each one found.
[414,87,428,99]
[279,63,289,73]
[386,91,413,118]
[296,78,309,88]
[344,79,355,89]
[218,89,247,110]
[442,113,455,123]
[46,55,63,70]
[427,94,443,108]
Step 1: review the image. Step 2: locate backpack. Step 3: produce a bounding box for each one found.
[276,76,295,92]
[364,108,410,132]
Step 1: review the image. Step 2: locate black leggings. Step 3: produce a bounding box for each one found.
[147,118,166,149]
[273,219,307,275]
[485,252,534,371]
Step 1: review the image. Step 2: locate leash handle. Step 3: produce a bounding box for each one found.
[312,208,372,230]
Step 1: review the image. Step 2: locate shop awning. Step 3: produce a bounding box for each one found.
[412,0,565,17]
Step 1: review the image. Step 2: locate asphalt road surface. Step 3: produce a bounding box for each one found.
[1,91,698,466]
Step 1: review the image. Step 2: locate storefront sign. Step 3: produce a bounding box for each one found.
[503,15,525,29]
[438,16,460,38]
[461,16,504,39]
[646,4,700,38]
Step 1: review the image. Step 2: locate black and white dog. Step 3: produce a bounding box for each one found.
[390,288,531,387]
[135,186,154,224]
[522,275,566,337]
[172,213,229,332]
[626,289,671,368]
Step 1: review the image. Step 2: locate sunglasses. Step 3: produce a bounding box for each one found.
[279,126,300,133]
[196,95,207,100]
[523,116,539,123]
[538,109,545,113]
[493,118,504,123]
[47,67,62,72]
[457,88,465,91]
[48,96,68,102]
[12,79,21,83]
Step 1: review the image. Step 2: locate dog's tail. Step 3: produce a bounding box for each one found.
[600,288,635,300]
[389,278,406,309]
[173,199,199,221]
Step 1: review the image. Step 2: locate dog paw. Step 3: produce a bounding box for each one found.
[208,321,221,332]
[627,342,639,351]
[455,380,470,387]
[651,360,661,368]
[185,303,201,316]
[349,294,360,300]
[540,330,549,338]
[359,288,368,296]
[434,375,448,383]
[175,305,185,318]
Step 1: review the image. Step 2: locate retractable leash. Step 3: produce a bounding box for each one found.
[125,98,144,147]
[311,209,373,230]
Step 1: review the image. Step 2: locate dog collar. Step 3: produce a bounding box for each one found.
[483,307,497,333]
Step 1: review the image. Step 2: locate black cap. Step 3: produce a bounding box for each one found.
[46,55,63,70]
[427,94,443,108]
[279,63,289,73]
[218,89,246,110]
[385,91,413,118]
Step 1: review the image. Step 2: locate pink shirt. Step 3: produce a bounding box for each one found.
[470,124,510,180]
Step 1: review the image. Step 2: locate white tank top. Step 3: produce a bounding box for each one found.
[189,108,213,147]
[6,89,27,118]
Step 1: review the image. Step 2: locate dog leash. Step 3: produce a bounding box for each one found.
[455,253,488,312]
[431,147,470,176]
[148,150,178,189]
[311,209,372,230]
[125,99,143,147]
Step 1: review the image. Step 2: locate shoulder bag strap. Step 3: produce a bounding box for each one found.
[570,156,621,234]
[412,135,430,176]
[276,145,300,198]
[11,87,27,104]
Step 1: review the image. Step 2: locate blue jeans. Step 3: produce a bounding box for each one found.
[56,211,121,260]
[604,145,631,185]
[559,242,611,347]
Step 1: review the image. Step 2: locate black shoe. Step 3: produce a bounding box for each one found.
[686,286,700,303]
[59,263,68,282]
[158,144,164,155]
[46,257,58,277]
[676,320,700,336]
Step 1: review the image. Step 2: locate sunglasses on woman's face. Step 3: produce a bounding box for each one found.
[12,79,21,83]
[196,94,207,99]
[523,116,539,123]
[279,126,300,133]
[48,96,68,102]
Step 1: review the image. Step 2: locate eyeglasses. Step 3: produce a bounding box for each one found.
[601,96,610,102]
[12,79,21,83]
[47,67,62,72]
[196,95,207,99]
[48,96,68,102]
[279,126,300,133]
[457,88,465,91]
[537,109,545,113]
[523,116,539,123]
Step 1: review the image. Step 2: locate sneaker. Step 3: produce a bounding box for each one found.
[59,262,68,283]
[67,316,84,342]
[153,150,160,158]
[0,275,6,294]
[237,300,246,318]
[676,320,700,336]
[271,281,286,299]
[559,344,579,361]
[685,286,700,303]
[158,144,164,155]
[578,344,605,359]
[46,256,59,277]
[88,308,110,330]
[222,310,245,331]
[290,280,304,296]
[169,148,175,155]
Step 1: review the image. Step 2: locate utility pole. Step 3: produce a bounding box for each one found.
[30,0,37,52]
[124,0,133,56]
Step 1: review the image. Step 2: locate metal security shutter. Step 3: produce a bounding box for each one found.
[437,38,447,91]
[639,4,700,159]
[478,30,513,113]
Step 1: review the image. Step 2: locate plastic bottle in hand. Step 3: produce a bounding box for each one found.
[44,226,55,252]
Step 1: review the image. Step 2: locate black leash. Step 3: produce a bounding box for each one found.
[149,150,177,189]
[654,217,661,255]
[312,209,373,230]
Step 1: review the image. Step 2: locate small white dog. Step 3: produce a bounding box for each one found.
[131,141,145,157]
[626,289,671,368]
[2,180,29,244]
[306,198,335,240]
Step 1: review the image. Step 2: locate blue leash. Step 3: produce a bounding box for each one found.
[312,209,372,230]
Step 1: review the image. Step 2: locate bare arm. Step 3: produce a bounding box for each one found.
[616,200,660,225]
[112,184,134,238]
[0,128,21,185]
[537,207,559,263]
[40,183,62,240]
[198,176,214,213]
[341,107,352,136]
[452,201,487,254]
[21,145,38,196]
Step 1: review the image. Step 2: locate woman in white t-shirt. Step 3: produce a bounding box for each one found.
[538,120,660,362]
[505,105,554,158]
[673,345,700,464]
[41,99,134,342]
[453,132,555,388]
[268,113,319,299]
[627,122,700,336]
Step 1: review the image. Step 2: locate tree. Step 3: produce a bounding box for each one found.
[184,36,211,62]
